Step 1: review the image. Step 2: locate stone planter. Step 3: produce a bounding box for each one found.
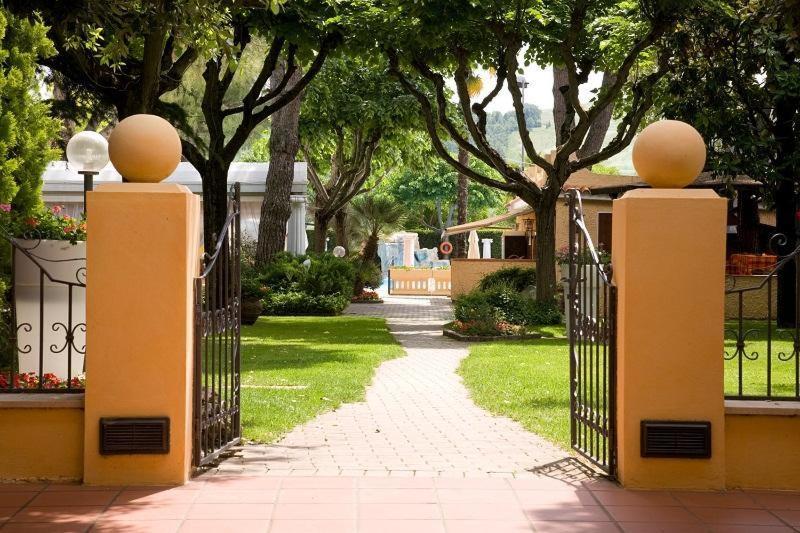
[241,298,263,326]
[13,239,86,380]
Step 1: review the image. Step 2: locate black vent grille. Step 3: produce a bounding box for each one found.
[100,418,170,455]
[641,421,711,458]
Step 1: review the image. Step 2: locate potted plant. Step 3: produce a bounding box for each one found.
[240,271,266,326]
[1,204,87,380]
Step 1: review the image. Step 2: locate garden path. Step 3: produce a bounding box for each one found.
[219,295,568,478]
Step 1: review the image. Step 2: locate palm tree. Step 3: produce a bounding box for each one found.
[348,195,406,295]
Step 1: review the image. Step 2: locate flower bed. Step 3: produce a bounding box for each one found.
[0,371,85,390]
[351,289,383,304]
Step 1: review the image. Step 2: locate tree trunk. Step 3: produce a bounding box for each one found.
[334,210,348,251]
[453,147,470,258]
[201,160,230,252]
[354,233,380,296]
[577,72,617,160]
[534,195,558,302]
[552,66,571,146]
[255,63,304,266]
[313,212,331,253]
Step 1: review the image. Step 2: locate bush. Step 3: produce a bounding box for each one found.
[250,252,356,316]
[478,267,536,292]
[262,291,350,316]
[453,284,561,334]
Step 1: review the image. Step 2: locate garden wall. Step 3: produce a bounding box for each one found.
[725,401,800,490]
[724,275,777,320]
[0,395,84,481]
[451,258,535,298]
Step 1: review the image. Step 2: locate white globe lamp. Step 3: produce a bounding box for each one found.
[66,131,109,208]
[332,246,346,258]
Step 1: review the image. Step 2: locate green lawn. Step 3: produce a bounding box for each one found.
[458,321,798,453]
[724,320,799,398]
[240,316,403,442]
[458,337,572,449]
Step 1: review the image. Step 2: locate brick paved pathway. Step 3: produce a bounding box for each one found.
[218,295,567,477]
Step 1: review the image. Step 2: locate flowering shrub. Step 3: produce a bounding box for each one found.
[0,371,85,390]
[351,289,382,303]
[0,204,86,243]
[448,319,525,337]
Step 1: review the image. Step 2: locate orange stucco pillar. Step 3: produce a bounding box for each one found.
[612,189,727,490]
[84,183,201,485]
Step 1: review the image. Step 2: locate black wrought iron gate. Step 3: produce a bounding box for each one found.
[193,183,242,467]
[566,190,617,477]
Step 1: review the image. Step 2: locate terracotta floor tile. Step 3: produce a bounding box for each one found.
[200,476,281,490]
[268,519,357,533]
[593,491,680,507]
[605,506,699,524]
[437,488,515,503]
[532,522,620,533]
[277,488,355,503]
[357,477,435,489]
[102,503,193,521]
[445,519,534,533]
[358,488,437,503]
[0,491,37,507]
[690,507,784,526]
[358,502,441,520]
[194,489,277,504]
[441,502,527,521]
[617,522,707,533]
[525,506,612,523]
[707,526,795,533]
[673,491,761,509]
[11,505,105,523]
[1,523,91,532]
[0,483,45,492]
[435,478,511,490]
[185,503,273,520]
[44,484,124,493]
[509,477,580,491]
[515,489,596,507]
[0,506,20,521]
[91,519,182,532]
[358,519,446,533]
[749,492,800,510]
[272,502,355,520]
[29,490,118,507]
[178,519,270,532]
[114,489,200,505]
[771,509,800,526]
[280,477,356,489]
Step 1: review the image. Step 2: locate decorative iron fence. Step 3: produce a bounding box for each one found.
[566,189,617,477]
[193,183,242,467]
[0,234,86,393]
[725,236,800,400]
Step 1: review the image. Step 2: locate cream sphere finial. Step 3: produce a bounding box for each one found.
[632,120,706,188]
[108,114,182,183]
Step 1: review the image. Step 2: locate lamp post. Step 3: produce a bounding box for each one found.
[66,131,109,209]
[516,74,529,169]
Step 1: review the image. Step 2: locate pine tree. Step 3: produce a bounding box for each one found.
[0,9,58,216]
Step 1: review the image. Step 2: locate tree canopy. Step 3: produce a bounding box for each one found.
[377,0,695,300]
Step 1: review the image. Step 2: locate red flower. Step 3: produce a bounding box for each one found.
[25,217,39,228]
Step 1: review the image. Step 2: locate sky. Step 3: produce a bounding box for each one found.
[477,64,605,113]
